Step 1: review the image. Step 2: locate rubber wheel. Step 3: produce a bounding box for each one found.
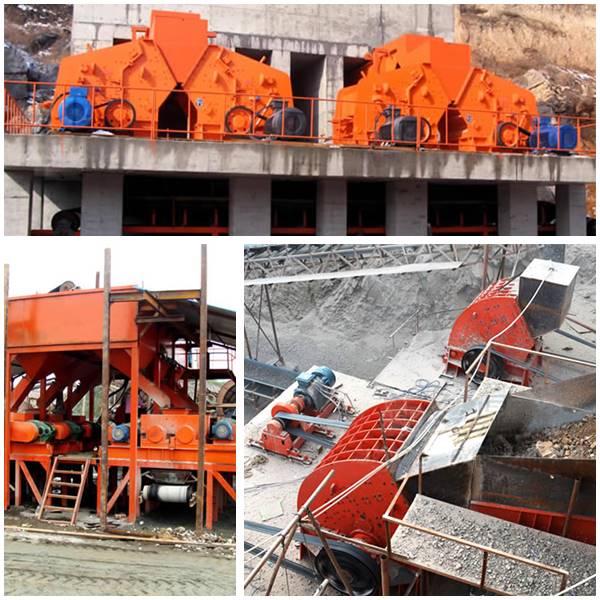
[497,121,519,148]
[104,98,136,130]
[224,105,254,135]
[461,347,504,385]
[314,544,380,596]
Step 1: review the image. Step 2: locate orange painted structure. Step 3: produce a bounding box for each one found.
[444,278,540,385]
[5,286,236,527]
[297,399,430,548]
[48,10,303,140]
[333,34,541,151]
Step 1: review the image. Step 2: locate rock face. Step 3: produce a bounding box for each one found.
[456,4,596,218]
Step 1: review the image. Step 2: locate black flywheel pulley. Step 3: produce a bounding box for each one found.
[461,346,504,384]
[314,543,380,596]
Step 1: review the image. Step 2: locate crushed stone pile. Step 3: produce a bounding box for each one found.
[484,415,596,459]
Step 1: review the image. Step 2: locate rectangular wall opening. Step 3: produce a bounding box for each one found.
[235,47,272,64]
[428,183,498,235]
[347,181,386,235]
[343,57,369,87]
[290,53,325,139]
[271,180,316,235]
[123,175,229,235]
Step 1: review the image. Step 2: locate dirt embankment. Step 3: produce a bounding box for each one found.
[245,245,595,380]
[457,4,596,215]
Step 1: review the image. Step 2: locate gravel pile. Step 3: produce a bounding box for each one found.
[485,416,596,459]
[392,495,595,596]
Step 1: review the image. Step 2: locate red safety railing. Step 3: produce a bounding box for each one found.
[4,80,596,157]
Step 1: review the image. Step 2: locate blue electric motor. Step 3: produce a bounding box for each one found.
[58,86,93,129]
[293,366,336,411]
[211,418,234,441]
[528,117,578,152]
[111,423,130,443]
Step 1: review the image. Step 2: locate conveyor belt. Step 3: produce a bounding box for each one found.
[286,428,335,448]
[244,542,318,580]
[390,495,595,596]
[274,412,351,430]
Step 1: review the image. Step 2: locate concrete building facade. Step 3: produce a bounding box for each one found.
[3,4,595,235]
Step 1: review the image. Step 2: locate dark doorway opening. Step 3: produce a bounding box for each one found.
[123,176,229,235]
[290,53,324,139]
[271,180,317,235]
[428,183,498,235]
[347,182,386,235]
[235,48,272,64]
[343,57,369,87]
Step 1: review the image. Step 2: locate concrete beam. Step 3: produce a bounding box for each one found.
[386,180,428,235]
[497,183,538,236]
[555,184,587,236]
[4,170,32,236]
[80,172,124,235]
[316,180,347,235]
[6,136,595,186]
[229,177,271,235]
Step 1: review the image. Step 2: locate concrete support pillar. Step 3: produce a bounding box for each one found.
[270,50,291,75]
[4,170,33,235]
[318,55,344,138]
[497,183,538,236]
[316,180,347,235]
[555,184,587,236]
[229,177,271,235]
[386,180,428,235]
[80,172,124,236]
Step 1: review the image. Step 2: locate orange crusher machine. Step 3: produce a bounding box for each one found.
[5,285,236,528]
[296,398,432,595]
[251,366,354,464]
[49,10,305,139]
[444,259,580,385]
[333,34,578,152]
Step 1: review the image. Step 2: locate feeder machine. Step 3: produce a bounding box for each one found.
[50,10,305,140]
[444,259,580,385]
[253,366,353,464]
[5,284,236,528]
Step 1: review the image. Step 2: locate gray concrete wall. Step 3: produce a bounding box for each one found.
[5,136,595,186]
[80,172,124,235]
[4,171,32,236]
[71,4,455,55]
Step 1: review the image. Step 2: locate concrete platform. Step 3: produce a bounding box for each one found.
[391,494,596,596]
[5,134,596,184]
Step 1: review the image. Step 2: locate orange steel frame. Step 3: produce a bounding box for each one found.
[4,287,236,528]
[4,80,596,157]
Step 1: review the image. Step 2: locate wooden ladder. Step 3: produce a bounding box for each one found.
[37,457,91,525]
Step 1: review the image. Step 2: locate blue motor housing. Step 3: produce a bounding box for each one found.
[294,366,336,411]
[529,117,577,151]
[212,418,234,441]
[58,86,93,128]
[111,423,130,443]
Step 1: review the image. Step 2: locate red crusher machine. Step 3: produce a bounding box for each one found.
[444,259,580,385]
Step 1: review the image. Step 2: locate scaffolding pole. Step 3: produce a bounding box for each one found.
[100,248,111,530]
[196,244,208,533]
